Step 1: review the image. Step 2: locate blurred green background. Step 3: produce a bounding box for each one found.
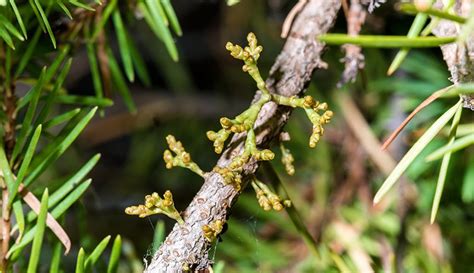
[36,0,474,272]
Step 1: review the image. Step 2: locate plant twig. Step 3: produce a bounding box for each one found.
[431,0,474,110]
[144,0,341,271]
[338,0,367,87]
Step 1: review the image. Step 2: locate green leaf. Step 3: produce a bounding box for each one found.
[15,30,41,78]
[29,0,45,32]
[112,9,134,82]
[10,125,42,204]
[26,154,99,223]
[8,180,92,256]
[52,154,100,205]
[15,124,42,185]
[0,26,15,49]
[441,83,474,97]
[85,235,111,270]
[139,1,178,61]
[36,58,73,126]
[57,1,72,19]
[91,0,117,40]
[75,248,86,273]
[51,179,91,218]
[318,34,456,48]
[161,0,183,36]
[9,0,27,38]
[69,0,95,11]
[107,49,137,112]
[43,108,81,129]
[421,17,440,37]
[107,235,122,273]
[49,242,62,273]
[24,108,97,186]
[154,0,169,26]
[397,3,466,23]
[86,42,104,100]
[430,102,462,223]
[44,46,71,84]
[19,53,68,110]
[374,101,461,203]
[127,35,151,86]
[0,141,16,192]
[30,0,56,48]
[27,189,49,273]
[53,95,113,107]
[387,12,429,75]
[454,123,474,137]
[12,201,25,242]
[0,14,24,41]
[426,133,474,161]
[147,0,168,27]
[11,67,47,163]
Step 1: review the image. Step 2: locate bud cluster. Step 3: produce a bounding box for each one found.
[125,191,184,224]
[163,135,204,177]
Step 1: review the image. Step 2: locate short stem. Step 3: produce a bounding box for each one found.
[188,165,204,177]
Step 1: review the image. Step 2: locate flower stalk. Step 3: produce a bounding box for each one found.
[251,177,291,211]
[208,33,333,188]
[163,135,204,177]
[125,191,184,225]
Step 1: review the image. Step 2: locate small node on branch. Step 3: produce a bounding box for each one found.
[206,129,231,154]
[202,220,224,243]
[251,178,291,211]
[272,94,333,148]
[229,129,274,170]
[213,166,243,191]
[125,191,184,225]
[226,32,268,94]
[209,33,275,164]
[307,108,333,148]
[163,135,204,177]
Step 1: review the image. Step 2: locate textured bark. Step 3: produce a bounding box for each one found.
[338,0,367,87]
[144,0,341,272]
[432,0,474,110]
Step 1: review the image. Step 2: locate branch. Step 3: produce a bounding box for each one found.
[144,0,341,272]
[338,0,367,87]
[432,0,474,110]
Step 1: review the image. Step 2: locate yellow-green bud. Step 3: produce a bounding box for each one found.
[256,149,274,161]
[207,131,217,141]
[303,96,316,108]
[220,117,233,129]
